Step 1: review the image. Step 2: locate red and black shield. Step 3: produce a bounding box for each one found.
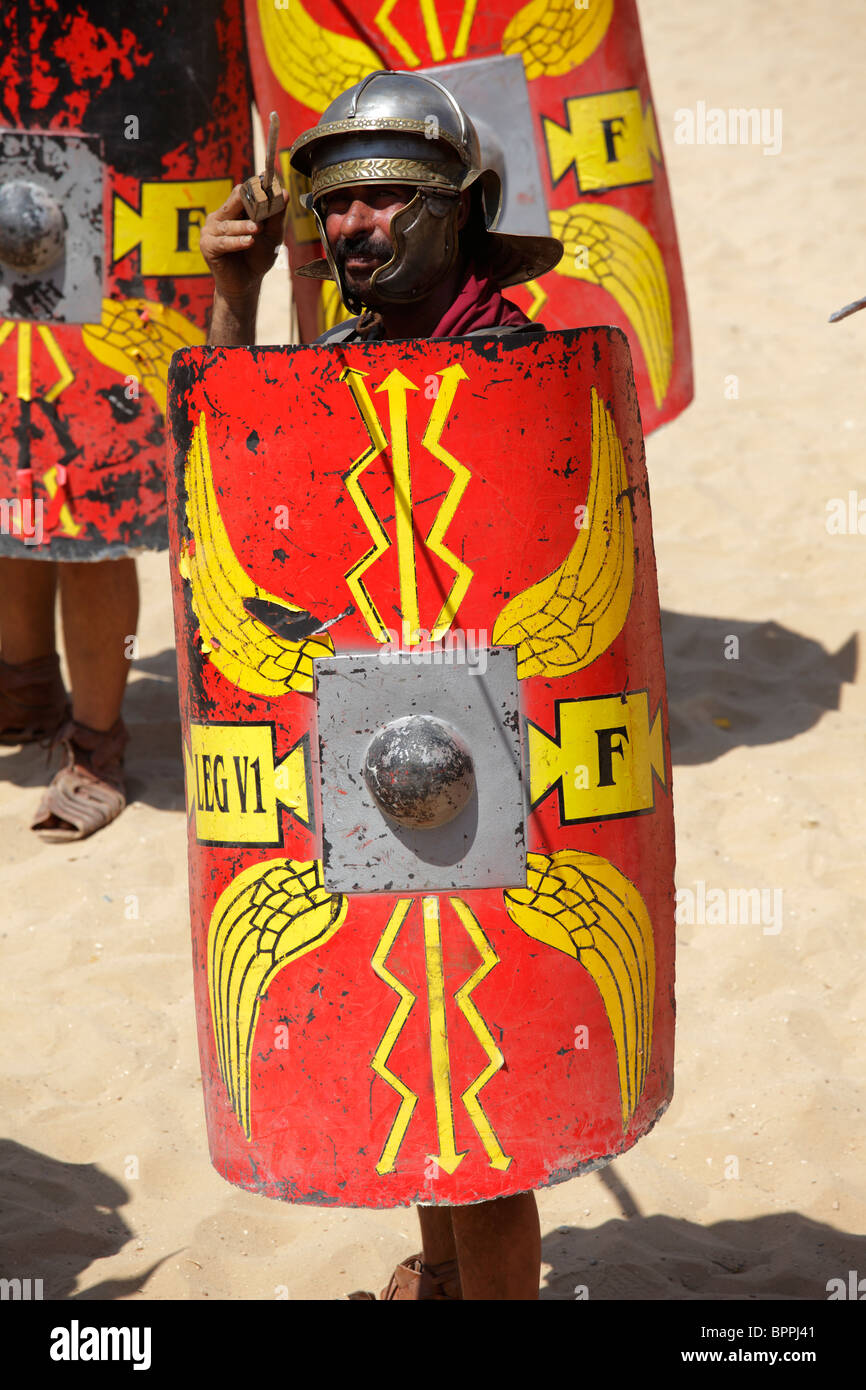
[0,0,252,558]
[166,326,675,1206]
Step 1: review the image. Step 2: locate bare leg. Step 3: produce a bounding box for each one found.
[0,557,58,662]
[416,1205,457,1266]
[450,1193,541,1300]
[58,558,139,730]
[415,1192,541,1299]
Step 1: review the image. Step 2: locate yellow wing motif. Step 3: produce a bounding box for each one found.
[504,850,655,1126]
[208,858,348,1140]
[502,0,613,79]
[181,413,334,696]
[257,0,379,113]
[549,202,674,408]
[491,386,633,678]
[81,299,204,416]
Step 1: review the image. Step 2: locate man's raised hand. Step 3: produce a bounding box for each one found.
[200,185,286,305]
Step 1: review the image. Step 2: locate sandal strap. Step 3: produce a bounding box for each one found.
[0,652,68,743]
[55,717,128,784]
[31,718,128,841]
[31,762,126,841]
[378,1253,462,1301]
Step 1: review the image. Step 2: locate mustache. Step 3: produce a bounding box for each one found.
[333,233,393,273]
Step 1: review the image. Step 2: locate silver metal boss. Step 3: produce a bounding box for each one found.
[315,648,525,894]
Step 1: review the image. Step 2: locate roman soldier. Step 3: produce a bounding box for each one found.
[207,70,562,349]
[184,70,675,1299]
[0,1,252,839]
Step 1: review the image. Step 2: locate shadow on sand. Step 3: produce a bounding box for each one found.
[0,1139,173,1300]
[540,1164,865,1300]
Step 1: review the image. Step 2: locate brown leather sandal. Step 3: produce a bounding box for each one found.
[348,1253,462,1301]
[31,717,128,842]
[0,653,68,746]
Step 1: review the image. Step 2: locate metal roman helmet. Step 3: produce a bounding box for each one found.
[289,70,562,314]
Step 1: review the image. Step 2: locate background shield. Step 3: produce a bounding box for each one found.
[166,326,675,1206]
[244,0,692,433]
[0,0,252,559]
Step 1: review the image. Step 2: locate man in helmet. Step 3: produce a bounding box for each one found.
[204,70,561,349]
[200,71,563,1301]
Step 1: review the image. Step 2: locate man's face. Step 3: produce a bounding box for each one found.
[321,183,415,298]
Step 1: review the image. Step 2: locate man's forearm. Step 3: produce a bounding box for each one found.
[208,288,260,346]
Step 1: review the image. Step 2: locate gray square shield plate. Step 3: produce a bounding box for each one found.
[418,55,550,238]
[315,646,525,893]
[0,131,103,323]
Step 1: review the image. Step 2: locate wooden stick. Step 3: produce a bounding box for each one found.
[829,294,866,323]
[265,111,279,191]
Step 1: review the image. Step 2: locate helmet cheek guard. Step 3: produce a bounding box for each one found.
[368,190,460,306]
[300,186,462,314]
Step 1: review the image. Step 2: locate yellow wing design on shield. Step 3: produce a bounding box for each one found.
[491,386,634,678]
[208,859,348,1140]
[549,202,674,409]
[82,299,204,416]
[502,0,614,79]
[256,0,378,113]
[180,412,334,696]
[504,850,655,1126]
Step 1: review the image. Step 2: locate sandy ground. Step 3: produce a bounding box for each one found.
[2,0,865,1302]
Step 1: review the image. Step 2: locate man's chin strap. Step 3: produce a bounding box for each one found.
[353,307,386,340]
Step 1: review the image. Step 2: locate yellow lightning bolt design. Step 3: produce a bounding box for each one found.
[258,0,477,100]
[419,0,447,61]
[16,322,31,400]
[521,280,548,322]
[375,0,421,65]
[35,327,74,402]
[0,321,74,405]
[421,364,474,641]
[423,896,467,1174]
[341,367,393,643]
[342,364,473,646]
[376,369,422,643]
[453,0,479,58]
[42,466,82,537]
[374,0,475,65]
[371,899,420,1175]
[450,898,512,1170]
